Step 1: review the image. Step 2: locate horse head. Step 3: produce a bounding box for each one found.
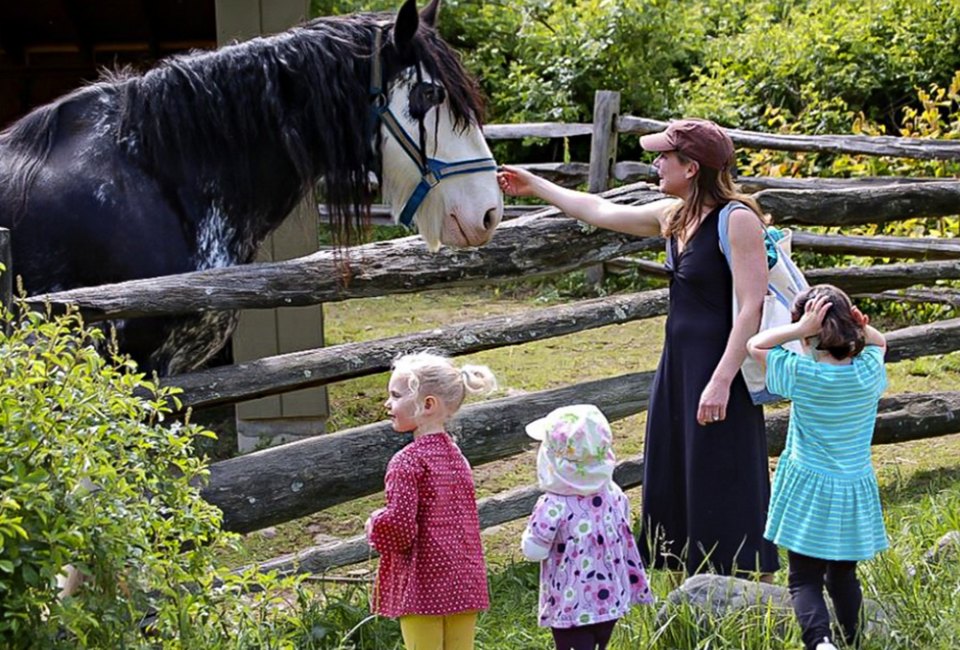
[0,0,505,374]
[375,0,503,251]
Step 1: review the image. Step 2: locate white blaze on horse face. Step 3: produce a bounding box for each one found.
[380,70,503,251]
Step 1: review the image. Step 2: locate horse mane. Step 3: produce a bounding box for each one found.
[1,10,485,240]
[114,12,485,239]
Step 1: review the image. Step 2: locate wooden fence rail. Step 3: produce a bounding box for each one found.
[166,290,670,410]
[858,288,960,308]
[754,181,960,226]
[166,282,960,413]
[205,316,960,534]
[249,390,960,575]
[205,370,654,533]
[31,181,960,320]
[522,161,951,191]
[30,188,663,320]
[505,162,952,191]
[790,232,960,260]
[483,117,960,161]
[617,117,960,161]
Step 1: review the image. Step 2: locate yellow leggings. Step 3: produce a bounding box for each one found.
[399,611,478,650]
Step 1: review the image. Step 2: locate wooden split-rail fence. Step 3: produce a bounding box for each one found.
[9,90,960,577]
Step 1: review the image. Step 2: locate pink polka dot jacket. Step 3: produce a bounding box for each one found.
[522,482,653,628]
[367,432,489,618]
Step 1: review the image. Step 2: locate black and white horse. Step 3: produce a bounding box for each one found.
[0,0,502,375]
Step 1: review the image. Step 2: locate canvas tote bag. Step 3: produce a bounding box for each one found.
[717,201,809,405]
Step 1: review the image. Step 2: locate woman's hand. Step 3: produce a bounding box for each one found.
[797,294,832,338]
[497,165,540,198]
[697,377,731,426]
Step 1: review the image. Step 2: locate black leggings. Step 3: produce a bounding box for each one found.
[788,550,862,650]
[551,619,617,650]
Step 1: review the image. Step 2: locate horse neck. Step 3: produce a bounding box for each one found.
[122,20,380,246]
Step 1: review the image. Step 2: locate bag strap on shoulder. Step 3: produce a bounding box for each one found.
[716,200,749,266]
[718,201,784,270]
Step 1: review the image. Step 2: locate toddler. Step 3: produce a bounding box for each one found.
[521,404,653,650]
[366,351,497,650]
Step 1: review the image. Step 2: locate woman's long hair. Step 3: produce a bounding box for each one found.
[791,284,866,360]
[662,154,769,238]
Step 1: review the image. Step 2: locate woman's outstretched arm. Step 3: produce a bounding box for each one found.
[498,165,678,238]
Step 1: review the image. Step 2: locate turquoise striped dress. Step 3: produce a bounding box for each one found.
[763,345,889,561]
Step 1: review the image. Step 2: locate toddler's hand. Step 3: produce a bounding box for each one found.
[365,508,384,538]
[797,294,831,337]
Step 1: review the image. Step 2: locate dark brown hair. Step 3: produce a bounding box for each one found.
[791,284,865,360]
[662,152,769,239]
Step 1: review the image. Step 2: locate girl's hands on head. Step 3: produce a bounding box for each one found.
[497,165,539,198]
[797,294,832,337]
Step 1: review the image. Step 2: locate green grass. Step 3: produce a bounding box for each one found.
[216,287,960,648]
[270,439,960,649]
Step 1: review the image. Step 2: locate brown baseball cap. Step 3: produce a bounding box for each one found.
[640,118,735,171]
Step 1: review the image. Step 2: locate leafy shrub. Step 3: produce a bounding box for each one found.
[681,0,960,134]
[0,299,313,648]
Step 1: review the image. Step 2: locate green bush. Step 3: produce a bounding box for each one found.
[679,0,960,133]
[0,299,315,648]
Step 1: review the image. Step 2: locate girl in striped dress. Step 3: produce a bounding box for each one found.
[747,284,888,650]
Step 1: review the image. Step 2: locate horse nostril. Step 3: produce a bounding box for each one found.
[483,208,497,231]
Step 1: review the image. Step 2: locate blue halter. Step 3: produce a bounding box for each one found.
[369,29,498,228]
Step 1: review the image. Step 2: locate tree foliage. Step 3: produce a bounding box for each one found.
[313,0,960,153]
[680,0,960,133]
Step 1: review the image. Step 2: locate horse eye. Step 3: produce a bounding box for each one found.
[409,82,446,118]
[426,85,445,105]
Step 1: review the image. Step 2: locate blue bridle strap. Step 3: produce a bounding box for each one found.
[369,29,497,228]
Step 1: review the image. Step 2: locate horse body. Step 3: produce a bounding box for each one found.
[0,0,502,375]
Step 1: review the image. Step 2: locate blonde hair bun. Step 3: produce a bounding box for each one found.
[392,351,497,415]
[460,364,498,395]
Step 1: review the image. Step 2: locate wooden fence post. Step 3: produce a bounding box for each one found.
[0,228,11,316]
[585,90,621,286]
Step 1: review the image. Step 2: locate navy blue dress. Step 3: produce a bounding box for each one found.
[638,204,780,576]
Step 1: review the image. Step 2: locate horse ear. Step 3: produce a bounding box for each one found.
[394,0,420,52]
[420,0,440,27]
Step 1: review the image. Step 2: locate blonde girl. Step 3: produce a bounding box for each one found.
[365,352,497,650]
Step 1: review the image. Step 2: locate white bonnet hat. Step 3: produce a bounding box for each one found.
[526,404,616,496]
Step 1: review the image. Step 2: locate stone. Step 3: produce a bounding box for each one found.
[312,533,341,547]
[655,575,793,628]
[907,529,960,579]
[656,574,891,640]
[924,530,960,565]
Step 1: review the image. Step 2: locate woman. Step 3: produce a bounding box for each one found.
[498,118,779,578]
